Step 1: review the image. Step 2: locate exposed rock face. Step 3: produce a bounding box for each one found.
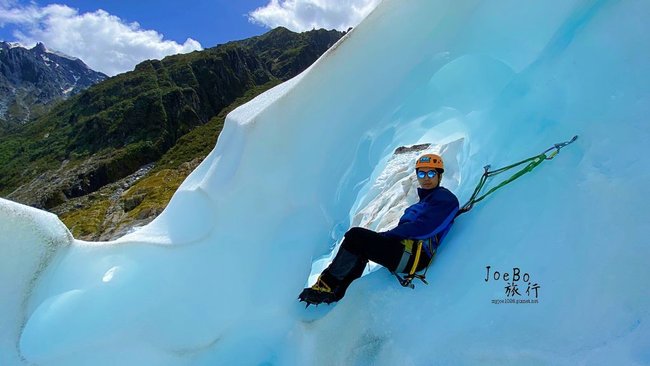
[395,144,431,154]
[0,42,107,128]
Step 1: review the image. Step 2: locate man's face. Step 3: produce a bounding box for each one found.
[417,169,440,189]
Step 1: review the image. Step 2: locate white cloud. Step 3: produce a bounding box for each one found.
[248,0,381,32]
[0,2,202,76]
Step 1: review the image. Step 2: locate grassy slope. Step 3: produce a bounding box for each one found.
[59,81,281,239]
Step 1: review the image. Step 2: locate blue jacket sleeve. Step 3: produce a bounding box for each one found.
[382,189,459,240]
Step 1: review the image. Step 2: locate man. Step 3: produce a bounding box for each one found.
[299,153,460,305]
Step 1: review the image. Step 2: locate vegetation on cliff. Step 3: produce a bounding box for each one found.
[0,28,344,239]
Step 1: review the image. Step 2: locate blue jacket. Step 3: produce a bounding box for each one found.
[381,186,459,256]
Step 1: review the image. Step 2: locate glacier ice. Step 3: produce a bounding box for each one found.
[1,0,650,365]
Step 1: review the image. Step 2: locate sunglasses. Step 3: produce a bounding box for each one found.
[417,170,438,179]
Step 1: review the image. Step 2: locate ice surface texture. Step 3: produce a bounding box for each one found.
[1,0,649,365]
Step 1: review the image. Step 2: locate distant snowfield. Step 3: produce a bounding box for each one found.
[1,0,649,365]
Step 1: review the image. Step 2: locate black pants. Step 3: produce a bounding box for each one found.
[320,227,429,296]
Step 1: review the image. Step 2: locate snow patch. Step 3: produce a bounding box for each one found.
[46,49,79,61]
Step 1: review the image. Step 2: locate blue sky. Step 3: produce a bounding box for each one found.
[0,0,380,75]
[1,0,270,47]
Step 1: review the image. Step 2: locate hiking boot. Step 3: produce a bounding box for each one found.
[298,273,343,305]
[298,288,340,305]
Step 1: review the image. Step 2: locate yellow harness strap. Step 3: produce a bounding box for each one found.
[396,239,425,275]
[394,237,437,288]
[408,241,423,276]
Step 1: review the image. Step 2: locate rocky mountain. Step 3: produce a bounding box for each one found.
[0,42,107,130]
[0,27,345,240]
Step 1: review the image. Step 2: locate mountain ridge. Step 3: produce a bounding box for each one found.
[0,27,345,239]
[0,41,107,129]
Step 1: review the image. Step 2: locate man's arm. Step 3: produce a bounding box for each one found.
[382,192,459,239]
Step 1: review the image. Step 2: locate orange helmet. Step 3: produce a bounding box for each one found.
[415,154,444,173]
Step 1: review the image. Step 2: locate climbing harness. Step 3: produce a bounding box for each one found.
[393,135,578,289]
[457,135,578,216]
[393,237,437,289]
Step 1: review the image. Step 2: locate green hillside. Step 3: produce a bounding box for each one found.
[0,27,344,239]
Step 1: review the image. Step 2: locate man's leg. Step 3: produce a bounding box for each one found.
[339,227,405,271]
[300,227,405,304]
